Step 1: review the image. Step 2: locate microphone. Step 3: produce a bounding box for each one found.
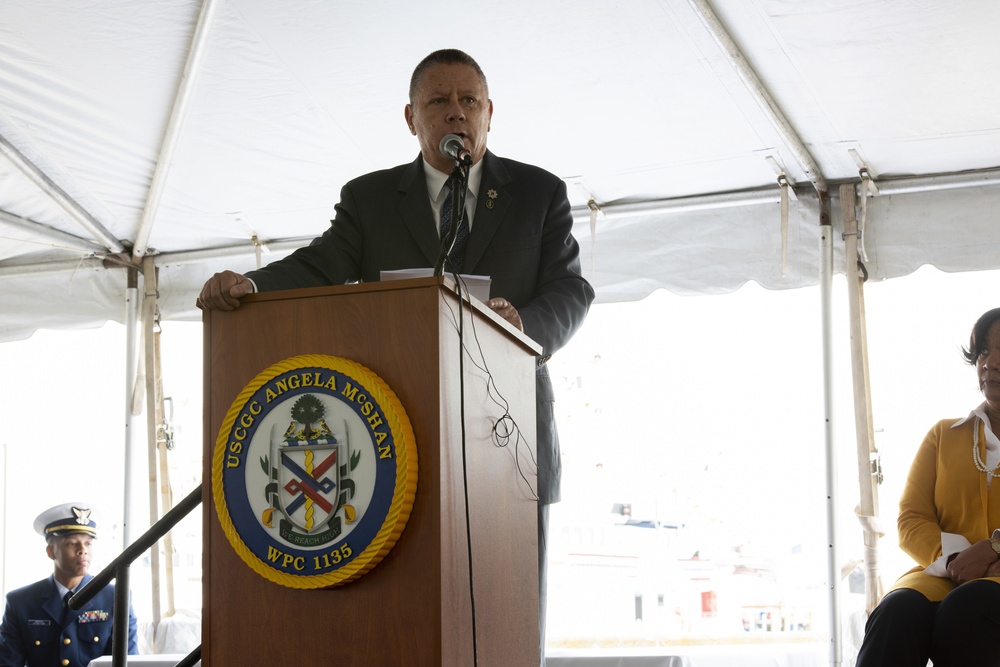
[439,134,472,165]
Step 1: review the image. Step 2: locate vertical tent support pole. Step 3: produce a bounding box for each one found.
[820,196,842,666]
[155,328,177,619]
[124,268,139,547]
[141,258,163,630]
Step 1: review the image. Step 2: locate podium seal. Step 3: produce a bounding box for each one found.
[213,354,417,588]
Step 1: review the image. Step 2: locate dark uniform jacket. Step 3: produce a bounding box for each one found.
[0,574,138,667]
[247,150,595,504]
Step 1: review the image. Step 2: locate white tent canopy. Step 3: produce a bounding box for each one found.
[2,0,1000,341]
[5,3,1000,660]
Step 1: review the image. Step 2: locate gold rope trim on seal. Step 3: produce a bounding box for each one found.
[212,353,417,589]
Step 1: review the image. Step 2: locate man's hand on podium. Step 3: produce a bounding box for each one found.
[486,297,523,332]
[197,270,255,311]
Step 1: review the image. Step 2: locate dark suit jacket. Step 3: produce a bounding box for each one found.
[0,574,138,667]
[247,150,595,504]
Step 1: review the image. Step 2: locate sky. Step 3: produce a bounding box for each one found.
[3,264,1000,642]
[549,267,1000,593]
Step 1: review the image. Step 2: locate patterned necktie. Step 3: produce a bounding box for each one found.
[439,177,469,273]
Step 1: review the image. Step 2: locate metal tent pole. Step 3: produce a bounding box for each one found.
[142,258,163,630]
[820,203,842,666]
[123,268,140,547]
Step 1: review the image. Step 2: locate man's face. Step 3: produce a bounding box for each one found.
[405,63,493,174]
[47,533,92,583]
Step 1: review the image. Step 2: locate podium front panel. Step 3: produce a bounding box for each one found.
[203,278,539,666]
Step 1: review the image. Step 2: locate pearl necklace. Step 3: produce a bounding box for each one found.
[972,417,1000,478]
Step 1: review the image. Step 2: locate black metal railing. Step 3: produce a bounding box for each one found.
[70,483,203,667]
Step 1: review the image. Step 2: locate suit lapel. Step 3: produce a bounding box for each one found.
[54,573,96,627]
[41,578,64,624]
[396,156,443,268]
[464,151,511,273]
[394,151,513,273]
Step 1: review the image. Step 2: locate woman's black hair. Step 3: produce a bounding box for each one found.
[962,307,1000,365]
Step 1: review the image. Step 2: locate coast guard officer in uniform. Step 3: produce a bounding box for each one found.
[0,503,139,667]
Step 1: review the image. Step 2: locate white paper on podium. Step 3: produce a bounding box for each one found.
[380,268,491,304]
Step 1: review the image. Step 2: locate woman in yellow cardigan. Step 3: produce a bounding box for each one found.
[857,307,1000,666]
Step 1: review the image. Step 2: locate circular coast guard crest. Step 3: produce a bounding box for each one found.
[213,354,417,588]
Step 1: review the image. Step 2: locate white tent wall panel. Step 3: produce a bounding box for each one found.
[6,181,1000,341]
[0,264,130,342]
[580,194,823,300]
[861,186,1000,279]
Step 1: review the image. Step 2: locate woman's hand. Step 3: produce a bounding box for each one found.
[947,539,998,584]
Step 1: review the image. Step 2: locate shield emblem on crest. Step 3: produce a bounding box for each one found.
[275,440,340,533]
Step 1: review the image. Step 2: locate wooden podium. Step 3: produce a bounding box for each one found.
[202,276,542,666]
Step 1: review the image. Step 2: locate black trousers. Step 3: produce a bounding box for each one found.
[855,582,1000,666]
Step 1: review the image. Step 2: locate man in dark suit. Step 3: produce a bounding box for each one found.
[0,503,139,667]
[198,48,594,663]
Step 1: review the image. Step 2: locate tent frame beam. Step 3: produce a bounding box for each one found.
[4,165,1000,281]
[0,133,122,253]
[687,0,828,195]
[132,0,220,262]
[0,208,109,255]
